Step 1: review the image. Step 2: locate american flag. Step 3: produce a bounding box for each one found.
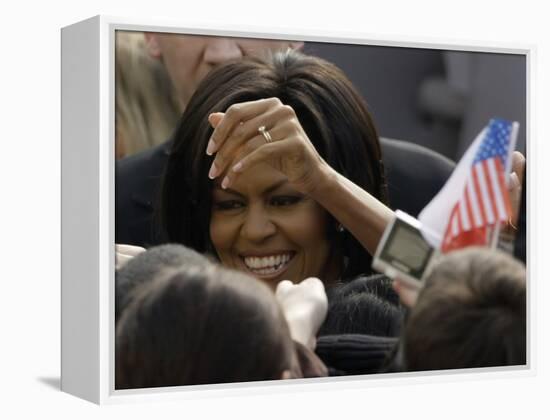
[441,118,515,252]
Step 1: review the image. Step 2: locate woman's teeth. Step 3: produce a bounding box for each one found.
[243,253,292,274]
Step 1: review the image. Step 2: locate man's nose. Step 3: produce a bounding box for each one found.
[241,206,277,243]
[204,38,244,66]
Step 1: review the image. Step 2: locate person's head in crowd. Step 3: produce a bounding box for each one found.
[320,275,404,337]
[403,247,526,371]
[144,32,303,110]
[115,263,301,389]
[342,273,402,306]
[162,49,388,289]
[115,31,181,158]
[115,243,210,322]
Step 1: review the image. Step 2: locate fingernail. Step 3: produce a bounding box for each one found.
[208,162,218,179]
[221,176,229,189]
[206,138,216,155]
[232,161,243,172]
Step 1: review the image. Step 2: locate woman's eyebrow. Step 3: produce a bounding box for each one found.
[212,179,291,196]
[213,185,245,197]
[265,179,291,194]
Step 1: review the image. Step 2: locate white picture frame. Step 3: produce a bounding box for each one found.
[61,15,532,405]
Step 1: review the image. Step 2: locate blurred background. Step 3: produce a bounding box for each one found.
[116,31,527,162]
[305,42,526,160]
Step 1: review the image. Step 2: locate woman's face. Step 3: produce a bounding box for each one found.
[210,162,340,289]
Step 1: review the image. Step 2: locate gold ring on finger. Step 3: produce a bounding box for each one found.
[258,125,273,144]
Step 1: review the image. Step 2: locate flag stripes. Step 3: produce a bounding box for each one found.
[419,118,517,251]
[442,157,512,252]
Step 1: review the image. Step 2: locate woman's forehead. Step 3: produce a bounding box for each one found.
[218,163,292,195]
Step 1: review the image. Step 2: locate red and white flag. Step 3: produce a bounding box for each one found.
[419,118,519,253]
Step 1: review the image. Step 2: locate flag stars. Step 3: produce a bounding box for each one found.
[474,119,513,164]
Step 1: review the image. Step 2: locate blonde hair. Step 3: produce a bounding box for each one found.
[115,31,181,158]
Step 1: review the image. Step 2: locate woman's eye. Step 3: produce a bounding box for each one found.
[270,196,301,207]
[213,200,245,211]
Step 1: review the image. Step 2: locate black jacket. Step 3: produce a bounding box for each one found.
[115,142,171,247]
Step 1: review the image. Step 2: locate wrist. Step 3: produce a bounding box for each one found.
[305,160,338,199]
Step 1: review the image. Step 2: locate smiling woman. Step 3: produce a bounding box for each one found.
[161,50,393,288]
[210,163,340,288]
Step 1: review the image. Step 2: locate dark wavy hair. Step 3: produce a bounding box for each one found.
[161,49,388,281]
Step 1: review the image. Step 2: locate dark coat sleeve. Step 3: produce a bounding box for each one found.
[115,142,171,247]
[315,334,399,376]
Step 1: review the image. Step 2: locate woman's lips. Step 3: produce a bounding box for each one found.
[240,252,295,279]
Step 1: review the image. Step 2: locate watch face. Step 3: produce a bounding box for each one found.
[379,219,434,279]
